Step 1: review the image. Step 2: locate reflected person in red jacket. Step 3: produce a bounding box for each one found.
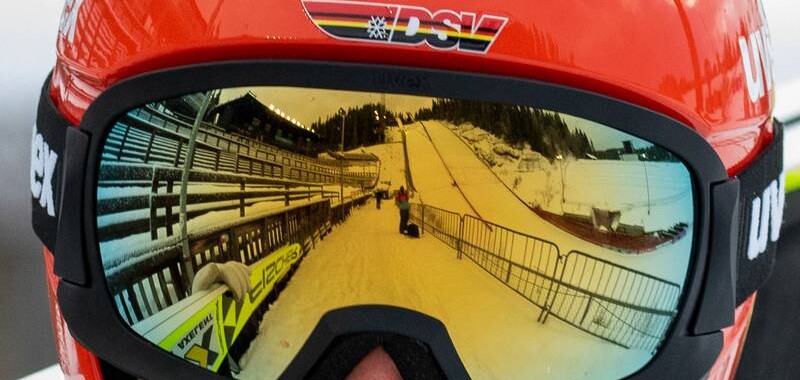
[394,186,410,234]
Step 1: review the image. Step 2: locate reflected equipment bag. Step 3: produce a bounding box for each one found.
[406,224,420,238]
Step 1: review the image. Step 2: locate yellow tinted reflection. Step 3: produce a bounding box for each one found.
[97,87,693,379]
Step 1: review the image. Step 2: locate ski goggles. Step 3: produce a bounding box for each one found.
[32,62,785,380]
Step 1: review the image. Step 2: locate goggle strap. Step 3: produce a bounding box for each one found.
[31,75,70,255]
[734,119,785,305]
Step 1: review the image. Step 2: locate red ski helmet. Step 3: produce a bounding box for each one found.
[33,1,782,379]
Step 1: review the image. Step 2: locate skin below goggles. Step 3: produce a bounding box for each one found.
[31,62,784,380]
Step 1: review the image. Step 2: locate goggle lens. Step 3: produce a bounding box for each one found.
[96,86,694,379]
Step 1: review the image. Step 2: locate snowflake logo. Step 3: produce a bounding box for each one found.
[366,16,388,39]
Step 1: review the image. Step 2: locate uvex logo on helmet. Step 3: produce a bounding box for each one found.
[302,0,508,54]
[738,1,774,104]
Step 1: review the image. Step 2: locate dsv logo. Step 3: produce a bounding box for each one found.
[31,125,58,217]
[746,173,785,260]
[302,0,508,54]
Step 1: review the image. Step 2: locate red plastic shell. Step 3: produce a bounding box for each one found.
[705,293,757,380]
[43,248,104,380]
[50,0,776,175]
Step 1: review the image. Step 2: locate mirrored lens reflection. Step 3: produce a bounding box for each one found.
[96,87,694,379]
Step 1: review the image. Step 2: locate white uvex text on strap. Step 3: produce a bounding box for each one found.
[747,172,785,260]
[31,124,58,217]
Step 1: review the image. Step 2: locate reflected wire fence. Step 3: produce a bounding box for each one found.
[409,203,681,352]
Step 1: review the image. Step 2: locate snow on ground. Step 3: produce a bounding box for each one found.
[237,206,650,380]
[96,183,335,230]
[406,120,692,285]
[97,183,241,199]
[404,123,476,215]
[445,122,692,232]
[554,160,691,232]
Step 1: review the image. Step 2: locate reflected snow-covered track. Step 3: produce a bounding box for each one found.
[404,120,692,284]
[239,205,652,380]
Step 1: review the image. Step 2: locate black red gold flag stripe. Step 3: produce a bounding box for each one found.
[301,0,508,53]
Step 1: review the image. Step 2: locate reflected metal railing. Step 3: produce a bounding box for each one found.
[460,214,562,313]
[116,108,378,187]
[106,191,373,326]
[409,203,681,352]
[96,163,341,242]
[159,106,381,177]
[547,250,681,350]
[106,199,332,325]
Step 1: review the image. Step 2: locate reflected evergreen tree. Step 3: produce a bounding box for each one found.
[415,99,595,160]
[311,103,394,151]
